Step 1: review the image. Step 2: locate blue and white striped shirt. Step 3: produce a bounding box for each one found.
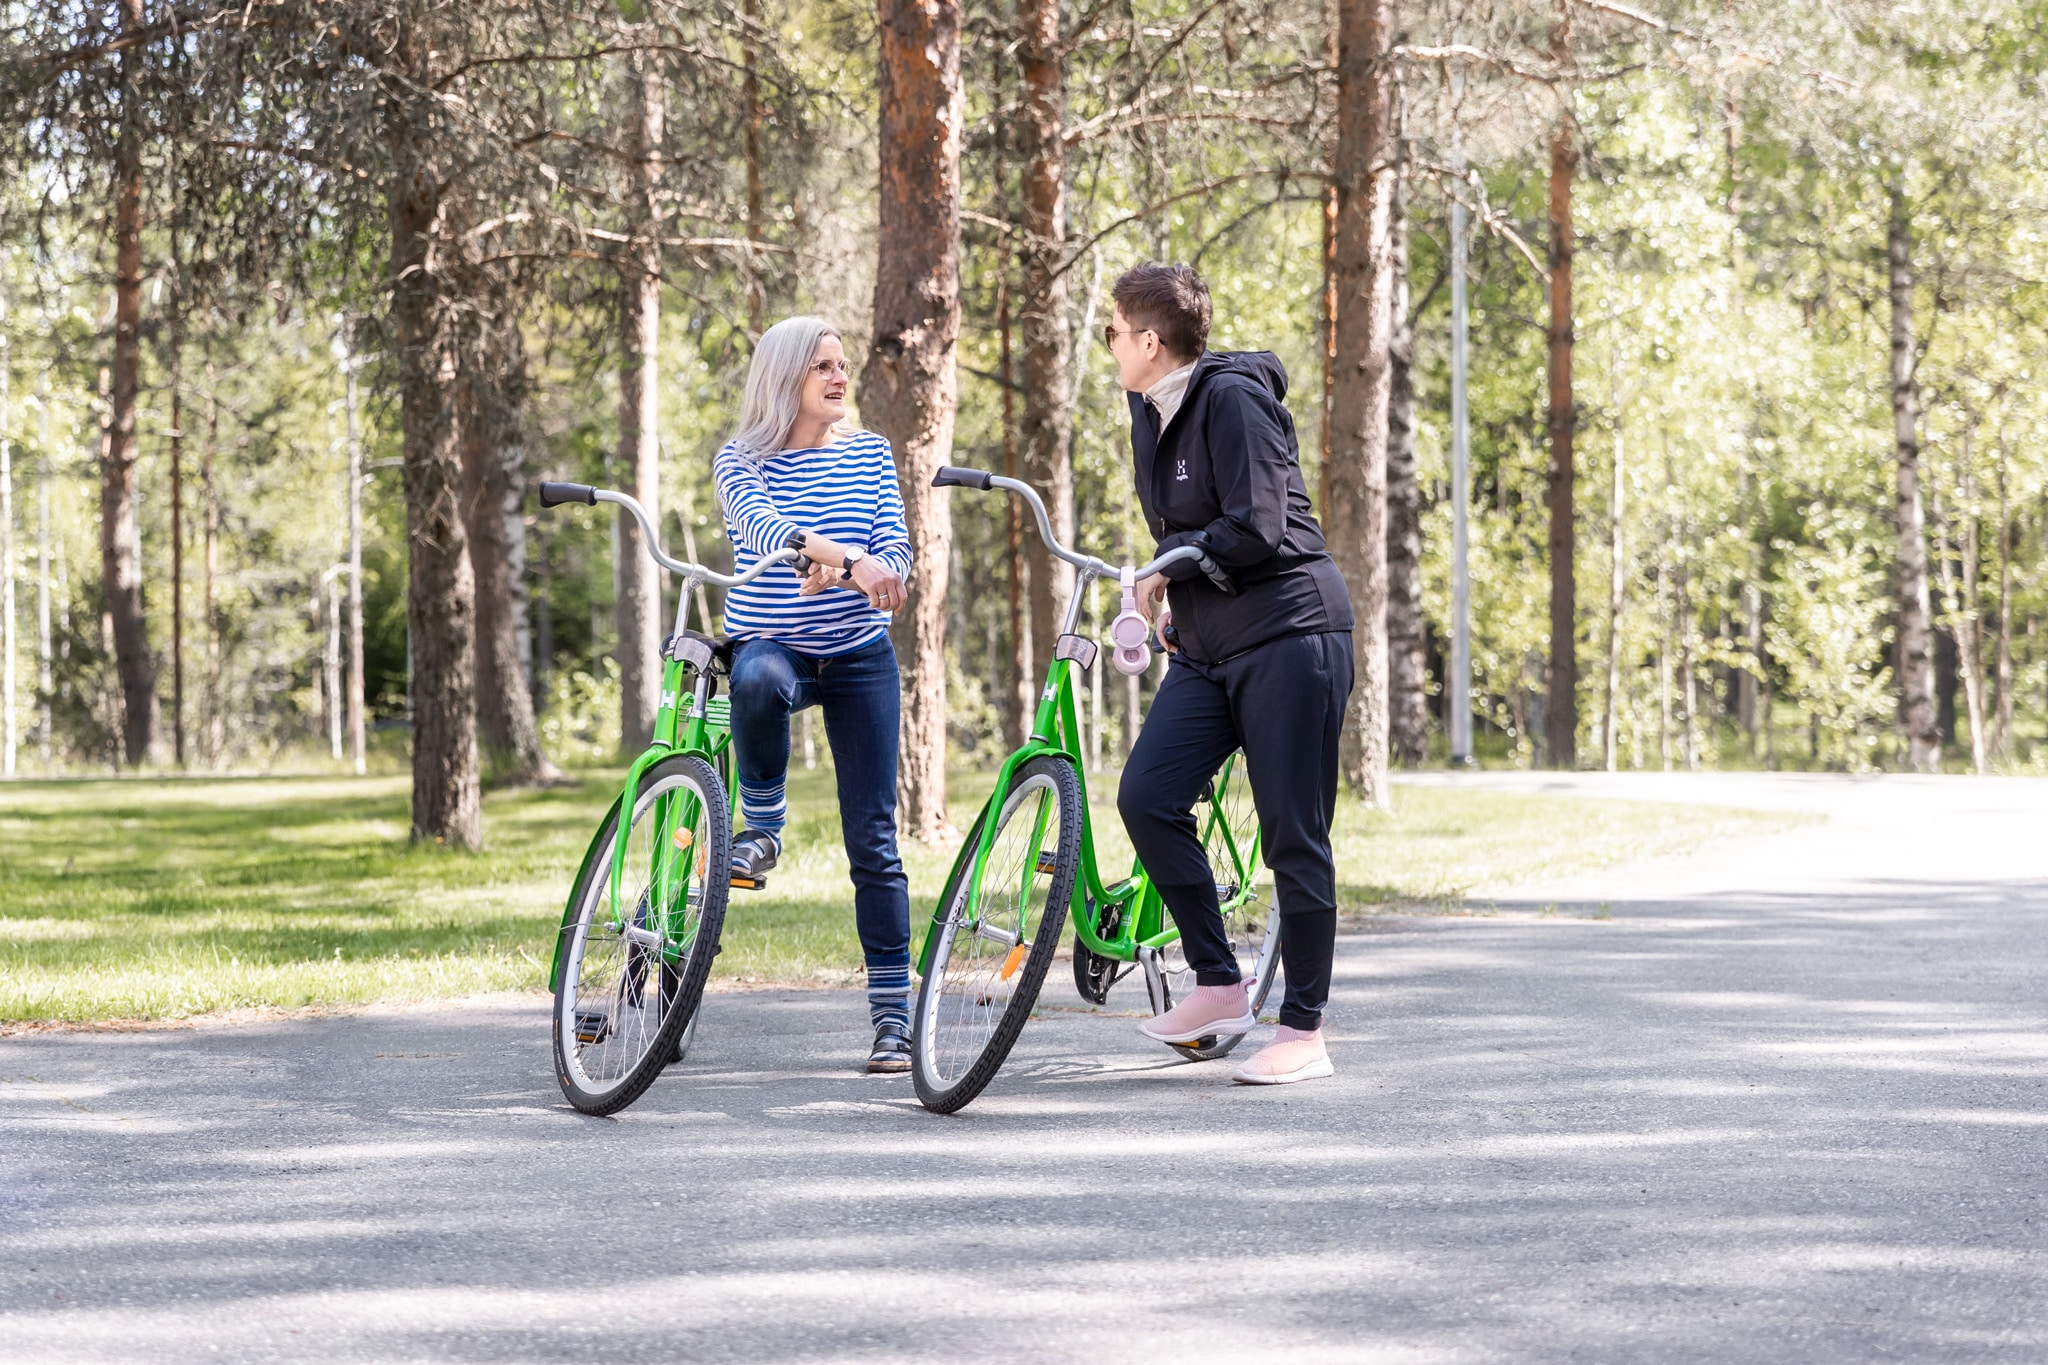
[713,429,914,657]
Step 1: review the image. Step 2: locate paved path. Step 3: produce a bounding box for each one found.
[5,774,2047,1363]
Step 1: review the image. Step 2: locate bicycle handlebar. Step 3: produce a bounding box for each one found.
[535,481,798,588]
[931,465,1233,590]
[537,481,597,507]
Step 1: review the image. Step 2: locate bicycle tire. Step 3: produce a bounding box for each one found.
[912,754,1082,1114]
[553,752,731,1115]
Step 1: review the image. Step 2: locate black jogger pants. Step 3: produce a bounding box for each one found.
[1116,630,1353,1031]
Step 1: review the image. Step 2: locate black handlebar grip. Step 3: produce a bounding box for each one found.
[538,481,597,508]
[931,466,996,490]
[1194,551,1238,596]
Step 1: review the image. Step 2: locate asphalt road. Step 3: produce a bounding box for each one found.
[4,773,2046,1363]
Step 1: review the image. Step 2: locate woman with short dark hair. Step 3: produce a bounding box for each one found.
[1104,262,1355,1085]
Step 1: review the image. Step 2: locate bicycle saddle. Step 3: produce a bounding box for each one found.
[667,630,742,675]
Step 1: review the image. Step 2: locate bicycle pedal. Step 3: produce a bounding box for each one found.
[573,1010,611,1045]
[1035,850,1057,875]
[729,873,768,891]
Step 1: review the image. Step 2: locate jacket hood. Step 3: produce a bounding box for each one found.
[1189,349,1289,404]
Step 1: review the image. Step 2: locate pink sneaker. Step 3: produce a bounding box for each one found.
[1138,981,1256,1045]
[1231,1025,1333,1085]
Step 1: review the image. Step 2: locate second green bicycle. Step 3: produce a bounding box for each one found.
[911,466,1278,1113]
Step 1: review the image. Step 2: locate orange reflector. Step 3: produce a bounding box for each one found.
[672,826,694,851]
[999,944,1027,980]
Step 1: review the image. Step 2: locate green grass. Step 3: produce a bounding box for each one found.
[0,767,1800,1025]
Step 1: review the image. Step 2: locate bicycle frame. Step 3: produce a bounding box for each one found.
[917,473,1262,977]
[542,484,797,992]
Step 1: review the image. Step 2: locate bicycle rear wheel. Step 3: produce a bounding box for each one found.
[912,754,1082,1114]
[1150,749,1279,1061]
[553,752,730,1115]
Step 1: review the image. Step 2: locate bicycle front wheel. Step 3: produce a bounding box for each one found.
[912,754,1082,1113]
[1153,749,1279,1062]
[553,752,731,1115]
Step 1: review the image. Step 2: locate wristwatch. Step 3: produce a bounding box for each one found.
[839,547,867,580]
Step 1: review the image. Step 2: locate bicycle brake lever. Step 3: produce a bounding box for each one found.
[1193,550,1236,596]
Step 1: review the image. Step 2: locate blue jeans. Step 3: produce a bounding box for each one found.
[728,636,911,1031]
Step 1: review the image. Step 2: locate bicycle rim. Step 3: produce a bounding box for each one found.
[913,756,1079,1112]
[555,754,729,1114]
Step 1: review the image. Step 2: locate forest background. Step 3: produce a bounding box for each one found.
[1,0,2043,852]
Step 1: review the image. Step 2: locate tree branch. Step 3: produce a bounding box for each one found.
[1409,159,1552,283]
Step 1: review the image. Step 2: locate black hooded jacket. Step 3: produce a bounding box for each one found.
[1128,350,1354,664]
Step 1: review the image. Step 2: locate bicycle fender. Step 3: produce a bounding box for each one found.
[913,742,1064,977]
[608,745,683,927]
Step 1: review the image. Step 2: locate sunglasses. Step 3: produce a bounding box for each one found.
[1102,325,1155,351]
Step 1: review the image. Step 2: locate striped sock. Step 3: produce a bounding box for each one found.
[738,777,787,841]
[866,955,912,1033]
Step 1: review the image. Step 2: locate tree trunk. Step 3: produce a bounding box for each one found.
[997,234,1030,752]
[325,576,343,760]
[1957,470,1985,767]
[1,319,13,776]
[168,330,185,768]
[1385,169,1426,768]
[1544,108,1579,771]
[1677,540,1697,771]
[1327,0,1396,809]
[38,394,53,769]
[462,318,557,786]
[1992,438,2013,760]
[389,110,481,849]
[203,368,222,768]
[616,50,665,755]
[1018,0,1074,694]
[1934,622,1957,743]
[1931,445,1986,773]
[1886,176,1939,773]
[103,0,157,766]
[1603,361,1624,773]
[743,0,767,335]
[865,0,963,841]
[341,327,367,775]
[1318,23,1338,518]
[1656,498,1672,771]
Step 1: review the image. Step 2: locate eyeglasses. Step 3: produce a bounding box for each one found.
[809,358,852,380]
[1102,325,1154,352]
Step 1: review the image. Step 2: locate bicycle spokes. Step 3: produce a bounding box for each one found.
[559,759,721,1105]
[922,772,1066,1089]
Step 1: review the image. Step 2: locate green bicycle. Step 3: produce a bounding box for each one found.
[535,479,798,1116]
[912,467,1277,1114]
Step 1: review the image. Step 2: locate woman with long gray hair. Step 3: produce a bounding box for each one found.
[712,316,917,1074]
